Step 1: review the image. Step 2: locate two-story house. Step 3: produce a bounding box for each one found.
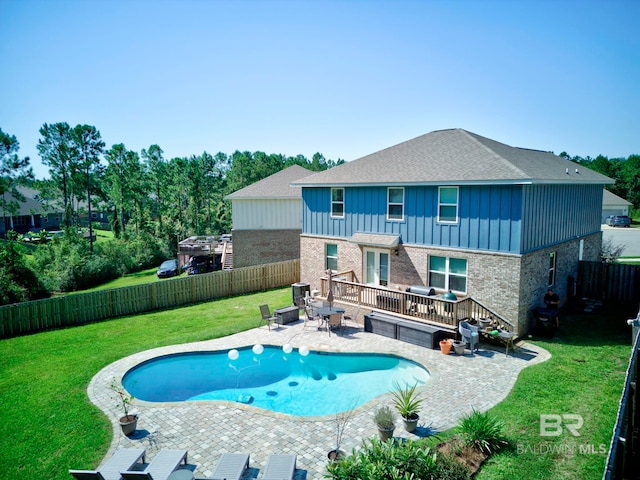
[293,128,612,334]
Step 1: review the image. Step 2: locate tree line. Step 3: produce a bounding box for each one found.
[560,151,640,212]
[31,122,342,245]
[1,124,342,304]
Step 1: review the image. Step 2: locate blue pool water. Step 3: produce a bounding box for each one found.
[122,346,430,416]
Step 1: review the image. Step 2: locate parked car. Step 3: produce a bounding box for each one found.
[605,215,631,227]
[219,234,232,242]
[157,259,180,278]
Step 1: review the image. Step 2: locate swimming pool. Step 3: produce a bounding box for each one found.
[122,345,430,416]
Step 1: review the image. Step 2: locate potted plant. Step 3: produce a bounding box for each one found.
[373,405,395,441]
[453,339,466,355]
[328,407,355,461]
[439,338,453,355]
[390,382,422,433]
[110,378,138,436]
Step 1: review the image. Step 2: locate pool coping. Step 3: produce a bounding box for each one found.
[88,319,550,479]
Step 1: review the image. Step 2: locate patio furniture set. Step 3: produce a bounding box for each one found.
[259,298,348,336]
[70,448,296,480]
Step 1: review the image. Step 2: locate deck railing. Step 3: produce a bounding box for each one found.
[321,272,514,332]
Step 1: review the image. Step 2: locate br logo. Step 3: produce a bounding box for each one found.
[540,414,583,437]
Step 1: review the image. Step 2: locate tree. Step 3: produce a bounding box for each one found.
[0,241,47,305]
[0,128,33,229]
[37,122,77,228]
[141,144,166,234]
[104,144,145,237]
[71,125,104,251]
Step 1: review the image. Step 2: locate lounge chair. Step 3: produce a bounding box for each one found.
[69,448,146,480]
[259,304,277,330]
[195,453,250,480]
[120,449,188,480]
[261,454,296,480]
[459,320,479,352]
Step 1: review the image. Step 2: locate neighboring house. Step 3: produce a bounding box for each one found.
[293,128,613,335]
[602,189,632,223]
[225,165,311,268]
[1,186,62,236]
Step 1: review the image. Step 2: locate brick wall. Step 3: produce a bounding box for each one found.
[300,232,603,335]
[233,229,301,268]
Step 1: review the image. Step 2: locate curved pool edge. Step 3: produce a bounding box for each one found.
[88,322,550,480]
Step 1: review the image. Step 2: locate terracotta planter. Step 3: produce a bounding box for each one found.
[439,339,453,355]
[119,414,138,436]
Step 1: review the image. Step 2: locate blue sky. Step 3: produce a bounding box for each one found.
[1,0,638,179]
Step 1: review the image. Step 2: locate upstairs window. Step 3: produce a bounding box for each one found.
[331,188,344,218]
[428,255,467,293]
[326,243,338,271]
[438,186,458,223]
[387,187,404,221]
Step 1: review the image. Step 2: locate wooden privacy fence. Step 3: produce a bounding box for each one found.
[0,259,300,339]
[578,261,640,304]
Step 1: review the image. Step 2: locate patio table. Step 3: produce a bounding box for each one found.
[480,329,516,356]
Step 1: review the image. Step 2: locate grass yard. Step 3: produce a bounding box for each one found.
[0,288,633,480]
[68,267,162,294]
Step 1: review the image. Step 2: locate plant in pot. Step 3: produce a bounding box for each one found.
[110,378,137,436]
[453,339,466,355]
[390,382,422,433]
[373,405,395,441]
[328,407,355,461]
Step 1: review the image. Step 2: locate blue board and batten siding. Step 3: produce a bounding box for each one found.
[302,184,603,254]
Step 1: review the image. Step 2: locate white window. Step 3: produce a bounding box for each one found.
[331,188,344,218]
[438,186,458,223]
[387,187,404,221]
[548,252,557,287]
[428,255,467,293]
[326,243,338,271]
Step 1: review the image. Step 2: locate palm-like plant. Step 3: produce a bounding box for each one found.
[390,381,422,420]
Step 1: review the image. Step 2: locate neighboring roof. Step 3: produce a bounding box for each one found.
[1,186,49,216]
[292,129,613,187]
[602,189,632,206]
[225,165,312,200]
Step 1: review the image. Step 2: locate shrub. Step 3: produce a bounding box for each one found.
[457,408,508,455]
[325,438,470,480]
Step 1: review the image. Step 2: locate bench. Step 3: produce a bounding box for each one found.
[364,311,453,349]
[397,319,449,349]
[274,306,300,325]
[364,311,401,338]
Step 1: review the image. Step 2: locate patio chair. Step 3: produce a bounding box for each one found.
[120,449,187,480]
[259,304,277,331]
[458,320,479,353]
[327,313,342,336]
[70,448,146,480]
[303,305,320,330]
[195,453,249,480]
[261,454,297,480]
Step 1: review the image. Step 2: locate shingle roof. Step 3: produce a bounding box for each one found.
[1,186,48,216]
[225,165,312,199]
[602,189,632,206]
[292,129,613,186]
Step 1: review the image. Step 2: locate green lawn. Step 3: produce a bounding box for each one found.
[68,267,163,294]
[0,289,632,480]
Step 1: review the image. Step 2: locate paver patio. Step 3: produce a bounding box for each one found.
[88,316,550,479]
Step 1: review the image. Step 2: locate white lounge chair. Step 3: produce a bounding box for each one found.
[195,453,250,480]
[120,449,187,480]
[69,448,146,480]
[262,454,296,480]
